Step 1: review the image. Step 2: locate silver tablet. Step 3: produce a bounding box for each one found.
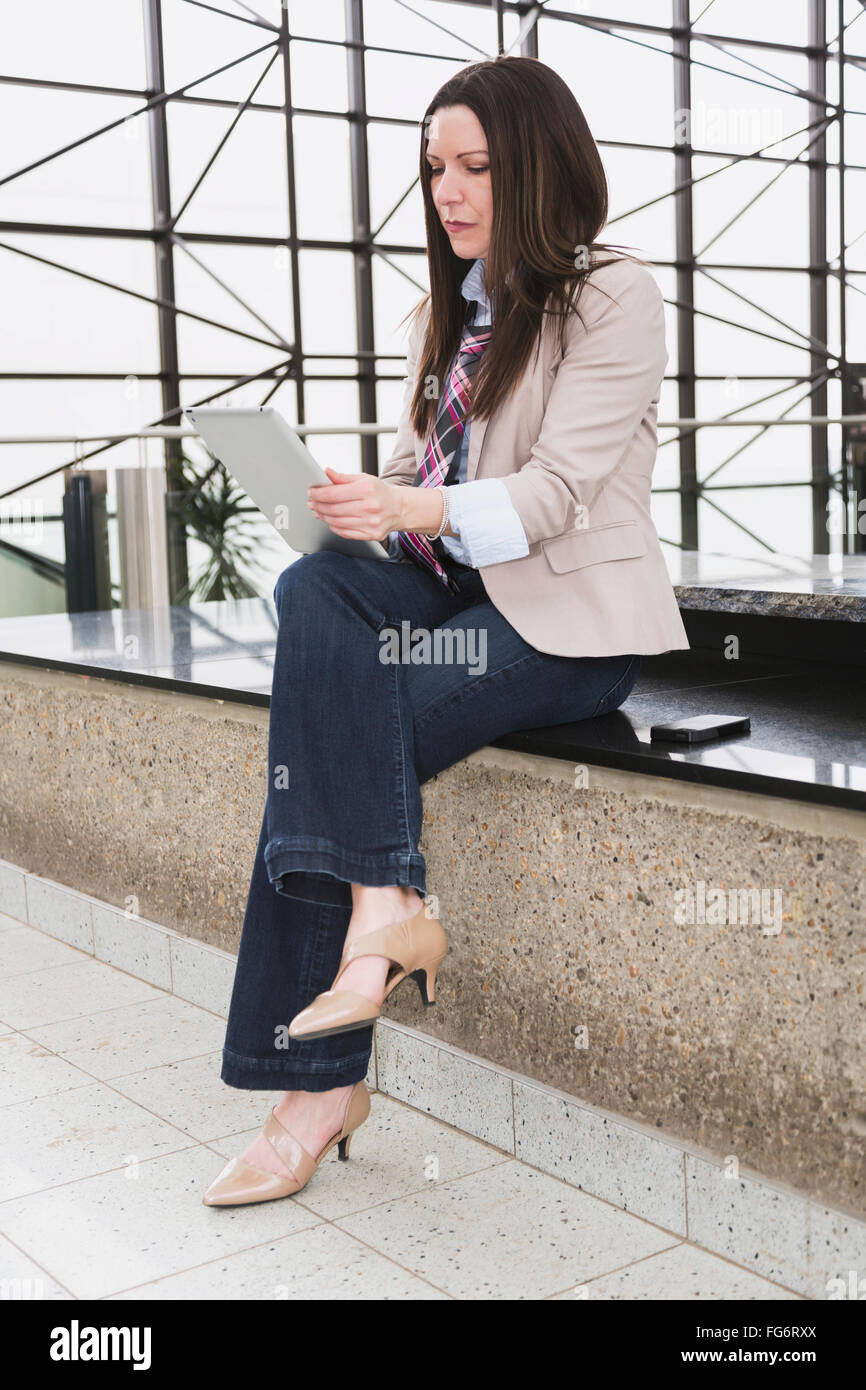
[184,405,391,562]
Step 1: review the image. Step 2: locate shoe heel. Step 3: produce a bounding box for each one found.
[337,1133,352,1161]
[411,953,446,1007]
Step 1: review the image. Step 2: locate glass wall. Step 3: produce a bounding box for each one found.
[1,0,863,609]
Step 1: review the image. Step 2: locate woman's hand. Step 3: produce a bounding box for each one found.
[307,468,447,541]
[307,469,406,541]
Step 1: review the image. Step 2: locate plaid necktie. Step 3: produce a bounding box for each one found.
[397,299,493,592]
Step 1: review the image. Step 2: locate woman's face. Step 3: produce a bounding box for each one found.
[426,104,492,261]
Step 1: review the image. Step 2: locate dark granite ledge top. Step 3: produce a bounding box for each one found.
[670,552,866,621]
[495,646,866,815]
[0,598,864,816]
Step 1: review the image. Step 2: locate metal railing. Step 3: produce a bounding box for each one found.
[1,417,864,615]
[1,416,866,447]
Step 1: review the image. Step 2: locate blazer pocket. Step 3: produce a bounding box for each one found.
[541,519,648,574]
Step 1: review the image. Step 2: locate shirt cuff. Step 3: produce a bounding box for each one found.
[442,478,530,567]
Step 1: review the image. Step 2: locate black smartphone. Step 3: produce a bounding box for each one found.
[649,714,751,744]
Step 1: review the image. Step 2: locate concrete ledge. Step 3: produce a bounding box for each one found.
[2,858,865,1298]
[0,659,864,1227]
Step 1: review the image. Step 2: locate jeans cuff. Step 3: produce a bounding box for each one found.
[220,1046,372,1092]
[264,835,427,907]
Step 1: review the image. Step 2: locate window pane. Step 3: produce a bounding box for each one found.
[167,103,289,237]
[649,492,682,553]
[0,88,153,226]
[377,359,413,474]
[698,486,813,555]
[689,45,811,159]
[364,50,466,120]
[289,41,348,112]
[0,234,159,373]
[693,269,812,375]
[303,379,361,471]
[553,1,671,24]
[696,379,814,487]
[656,381,683,494]
[161,0,284,105]
[844,282,866,360]
[174,241,294,376]
[831,135,866,276]
[368,121,426,245]
[839,0,866,57]
[176,324,289,379]
[692,155,810,266]
[180,375,296,415]
[288,0,345,42]
[653,264,678,377]
[539,18,674,148]
[0,0,146,87]
[0,377,164,550]
[293,116,353,240]
[298,249,357,355]
[362,0,510,55]
[372,253,427,362]
[603,147,676,263]
[690,0,809,47]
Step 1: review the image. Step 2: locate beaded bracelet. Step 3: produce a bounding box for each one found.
[427,486,450,541]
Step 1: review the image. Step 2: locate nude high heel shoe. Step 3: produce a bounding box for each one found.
[202,1081,370,1207]
[288,903,447,1042]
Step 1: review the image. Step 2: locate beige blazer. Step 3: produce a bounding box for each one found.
[380,255,690,659]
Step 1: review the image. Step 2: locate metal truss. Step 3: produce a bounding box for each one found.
[1,0,865,584]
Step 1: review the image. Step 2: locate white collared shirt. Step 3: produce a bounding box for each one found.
[387,257,529,569]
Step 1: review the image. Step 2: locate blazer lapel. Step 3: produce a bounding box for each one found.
[465,412,490,484]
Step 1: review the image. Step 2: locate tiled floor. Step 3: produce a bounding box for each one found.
[0,912,800,1301]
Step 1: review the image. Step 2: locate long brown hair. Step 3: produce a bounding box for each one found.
[405,56,635,438]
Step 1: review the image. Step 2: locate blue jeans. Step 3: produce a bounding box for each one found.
[221,549,641,1092]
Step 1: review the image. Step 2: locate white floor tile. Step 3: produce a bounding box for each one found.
[107,1222,449,1300]
[0,958,160,1030]
[109,1052,284,1143]
[0,925,89,979]
[552,1242,803,1299]
[0,910,27,933]
[336,1158,676,1299]
[0,1081,196,1202]
[207,1092,512,1223]
[0,1232,73,1300]
[0,1031,93,1107]
[26,994,226,1080]
[0,1146,322,1299]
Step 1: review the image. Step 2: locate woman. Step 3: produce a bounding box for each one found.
[204,56,688,1206]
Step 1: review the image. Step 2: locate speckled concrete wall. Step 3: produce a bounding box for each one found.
[407,750,866,1219]
[1,659,864,1215]
[0,664,267,953]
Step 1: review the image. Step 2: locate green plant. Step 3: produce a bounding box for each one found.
[170,452,270,603]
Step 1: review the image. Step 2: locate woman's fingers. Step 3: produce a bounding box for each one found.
[310,502,378,522]
[308,479,371,504]
[307,474,397,540]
